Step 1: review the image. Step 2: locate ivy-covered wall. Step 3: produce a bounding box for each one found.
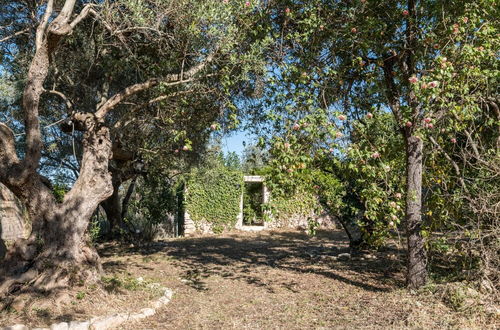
[270,189,318,220]
[185,167,243,233]
[183,167,336,235]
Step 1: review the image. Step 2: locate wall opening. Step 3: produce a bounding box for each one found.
[237,175,269,230]
[243,182,265,226]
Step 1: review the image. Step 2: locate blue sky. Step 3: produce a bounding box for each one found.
[221,130,254,156]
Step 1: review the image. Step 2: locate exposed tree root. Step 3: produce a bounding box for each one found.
[0,239,102,307]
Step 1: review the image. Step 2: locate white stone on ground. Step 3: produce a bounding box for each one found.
[4,325,29,330]
[68,321,90,330]
[89,313,128,330]
[337,253,351,261]
[50,322,68,330]
[3,287,173,330]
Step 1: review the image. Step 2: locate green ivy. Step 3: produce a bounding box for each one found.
[185,166,243,233]
[268,189,319,223]
[52,183,68,203]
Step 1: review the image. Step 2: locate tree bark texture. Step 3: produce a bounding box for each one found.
[101,174,124,232]
[405,135,427,289]
[100,162,139,235]
[121,176,137,222]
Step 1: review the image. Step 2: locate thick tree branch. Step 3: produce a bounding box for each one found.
[95,78,159,119]
[404,0,417,78]
[382,57,404,130]
[50,0,78,30]
[24,0,87,170]
[121,176,138,221]
[35,0,54,50]
[95,53,216,119]
[113,89,202,129]
[69,3,95,29]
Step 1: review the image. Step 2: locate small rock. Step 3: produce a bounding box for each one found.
[153,296,170,308]
[140,308,155,317]
[163,288,174,299]
[466,287,480,297]
[4,325,28,330]
[50,322,69,330]
[68,320,90,330]
[90,313,128,330]
[146,282,161,290]
[306,252,317,258]
[337,253,351,261]
[128,312,146,321]
[480,279,495,293]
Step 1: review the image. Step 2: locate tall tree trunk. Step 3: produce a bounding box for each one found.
[101,174,123,232]
[405,135,427,288]
[101,165,138,235]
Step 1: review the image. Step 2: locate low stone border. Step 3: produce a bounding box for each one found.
[3,287,173,330]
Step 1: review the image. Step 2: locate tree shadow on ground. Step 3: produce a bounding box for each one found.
[102,229,406,293]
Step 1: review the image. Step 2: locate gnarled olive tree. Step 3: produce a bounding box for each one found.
[0,0,269,294]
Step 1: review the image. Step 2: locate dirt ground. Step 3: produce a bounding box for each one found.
[1,229,498,329]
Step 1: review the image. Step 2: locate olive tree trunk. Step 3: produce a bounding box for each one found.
[101,168,139,235]
[0,126,113,293]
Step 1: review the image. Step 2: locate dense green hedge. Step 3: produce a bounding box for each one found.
[185,167,243,233]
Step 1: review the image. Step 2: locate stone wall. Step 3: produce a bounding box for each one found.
[183,206,337,235]
[266,210,338,230]
[183,211,222,236]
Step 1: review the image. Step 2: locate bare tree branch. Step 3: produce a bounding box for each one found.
[0,28,30,43]
[53,0,78,27]
[44,88,73,111]
[70,3,95,29]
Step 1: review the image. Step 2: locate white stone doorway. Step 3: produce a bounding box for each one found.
[236,176,270,231]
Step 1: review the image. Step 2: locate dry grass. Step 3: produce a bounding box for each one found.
[1,229,498,329]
